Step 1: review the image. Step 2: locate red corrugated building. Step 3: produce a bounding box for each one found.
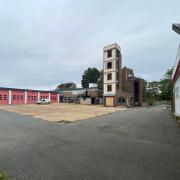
[27,90,38,104]
[11,90,25,105]
[0,89,9,105]
[50,93,58,103]
[40,92,49,100]
[0,87,59,105]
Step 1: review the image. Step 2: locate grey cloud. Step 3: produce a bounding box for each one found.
[0,0,179,89]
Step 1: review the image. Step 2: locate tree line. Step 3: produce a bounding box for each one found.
[56,67,103,91]
[56,66,173,103]
[146,67,173,104]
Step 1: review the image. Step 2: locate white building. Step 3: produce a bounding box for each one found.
[172,44,180,116]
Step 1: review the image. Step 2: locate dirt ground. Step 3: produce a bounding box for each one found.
[0,104,126,122]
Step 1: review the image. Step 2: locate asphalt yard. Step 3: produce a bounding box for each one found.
[0,105,179,180]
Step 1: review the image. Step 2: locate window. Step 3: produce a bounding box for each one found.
[4,95,7,100]
[116,61,119,69]
[116,49,120,58]
[116,84,119,90]
[107,73,112,80]
[0,95,2,100]
[116,72,119,81]
[34,96,36,100]
[21,95,23,100]
[31,96,33,100]
[128,74,133,79]
[107,85,112,92]
[17,95,19,100]
[107,50,112,58]
[107,62,112,69]
[28,96,30,100]
[119,97,125,103]
[13,95,16,100]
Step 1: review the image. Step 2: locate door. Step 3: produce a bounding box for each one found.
[105,97,114,107]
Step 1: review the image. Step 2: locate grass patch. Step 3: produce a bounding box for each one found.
[0,171,9,180]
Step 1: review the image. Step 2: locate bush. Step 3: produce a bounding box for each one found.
[0,171,8,180]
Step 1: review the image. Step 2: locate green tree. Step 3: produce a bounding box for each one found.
[56,82,76,91]
[0,171,8,180]
[146,81,161,105]
[159,67,173,100]
[97,70,103,90]
[146,67,173,104]
[81,67,100,88]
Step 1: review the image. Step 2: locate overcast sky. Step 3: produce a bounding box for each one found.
[0,0,179,90]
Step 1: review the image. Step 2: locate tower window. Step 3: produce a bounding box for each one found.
[116,72,119,81]
[107,85,112,92]
[107,73,112,80]
[116,84,119,90]
[107,62,112,69]
[107,50,112,58]
[116,61,119,69]
[116,49,120,58]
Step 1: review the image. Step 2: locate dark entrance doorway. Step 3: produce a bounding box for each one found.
[134,81,140,105]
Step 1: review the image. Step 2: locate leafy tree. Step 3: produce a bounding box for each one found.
[56,82,76,91]
[146,91,156,105]
[159,67,173,100]
[146,81,161,105]
[146,67,173,104]
[81,68,100,88]
[97,70,103,90]
[0,171,8,180]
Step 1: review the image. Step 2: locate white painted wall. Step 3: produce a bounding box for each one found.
[80,98,91,105]
[103,83,116,96]
[172,44,180,78]
[175,75,180,116]
[103,44,120,96]
[104,70,117,84]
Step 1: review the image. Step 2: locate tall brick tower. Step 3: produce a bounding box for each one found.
[103,43,122,106]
